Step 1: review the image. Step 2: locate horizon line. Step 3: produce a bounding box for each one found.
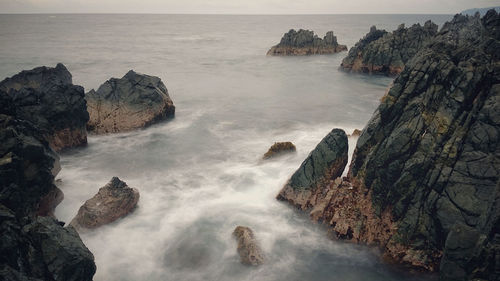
[0,12,456,15]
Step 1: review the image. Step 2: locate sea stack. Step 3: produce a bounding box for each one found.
[0,63,89,151]
[340,21,438,75]
[279,10,500,281]
[86,70,175,134]
[267,29,347,56]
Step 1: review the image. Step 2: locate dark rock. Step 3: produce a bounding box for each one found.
[86,70,175,134]
[232,226,264,266]
[0,63,89,151]
[277,128,348,210]
[263,141,296,159]
[70,177,139,230]
[340,21,438,75]
[267,29,347,56]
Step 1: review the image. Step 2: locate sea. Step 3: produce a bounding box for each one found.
[0,14,452,281]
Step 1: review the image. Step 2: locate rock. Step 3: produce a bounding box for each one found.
[349,129,362,137]
[278,10,500,280]
[0,98,95,280]
[267,29,347,56]
[277,128,348,210]
[340,21,438,75]
[0,63,89,151]
[263,141,296,159]
[86,70,175,134]
[70,177,139,230]
[232,226,264,266]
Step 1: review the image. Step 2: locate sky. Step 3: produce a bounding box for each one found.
[1,0,499,14]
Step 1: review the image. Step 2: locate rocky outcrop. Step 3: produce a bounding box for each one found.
[70,177,139,230]
[0,63,89,151]
[277,128,348,210]
[0,94,95,280]
[279,10,500,281]
[340,21,438,75]
[267,29,347,56]
[263,142,296,159]
[86,70,175,134]
[232,226,265,266]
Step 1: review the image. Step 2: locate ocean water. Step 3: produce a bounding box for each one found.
[0,14,452,281]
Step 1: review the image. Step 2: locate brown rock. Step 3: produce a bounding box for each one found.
[349,129,362,137]
[70,177,139,230]
[232,226,265,266]
[263,141,296,159]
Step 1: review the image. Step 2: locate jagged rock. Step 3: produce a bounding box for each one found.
[0,63,89,151]
[0,100,95,280]
[277,128,348,210]
[263,141,296,159]
[86,70,175,134]
[279,10,500,280]
[232,226,264,266]
[267,29,347,56]
[340,21,438,75]
[349,129,362,137]
[70,177,139,230]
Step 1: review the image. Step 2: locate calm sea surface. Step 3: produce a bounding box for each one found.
[0,14,451,281]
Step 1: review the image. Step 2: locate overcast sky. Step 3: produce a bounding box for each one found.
[1,0,499,14]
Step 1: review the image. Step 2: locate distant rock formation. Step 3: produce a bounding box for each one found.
[267,29,347,56]
[340,21,438,75]
[0,63,89,151]
[279,10,500,281]
[232,226,265,266]
[0,94,96,280]
[263,142,296,159]
[349,129,362,137]
[277,128,348,210]
[461,6,500,16]
[86,70,175,134]
[70,177,139,230]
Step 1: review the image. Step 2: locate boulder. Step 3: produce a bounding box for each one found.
[277,128,348,210]
[340,21,438,75]
[70,177,139,230]
[86,70,175,134]
[263,141,296,159]
[267,29,347,56]
[232,226,265,266]
[278,10,500,280]
[0,63,89,151]
[349,129,362,137]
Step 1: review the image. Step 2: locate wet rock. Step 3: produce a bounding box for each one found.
[0,99,95,280]
[340,21,438,75]
[277,128,348,210]
[70,177,139,230]
[267,29,347,56]
[0,63,89,151]
[280,10,500,280]
[86,70,175,134]
[232,226,264,266]
[263,141,296,159]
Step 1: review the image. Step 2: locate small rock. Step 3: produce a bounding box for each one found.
[263,141,296,159]
[70,177,139,230]
[350,129,362,137]
[233,226,265,266]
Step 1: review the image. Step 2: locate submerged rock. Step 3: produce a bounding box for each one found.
[263,141,296,159]
[70,177,139,230]
[0,97,95,280]
[277,128,348,210]
[232,226,265,266]
[340,21,438,75]
[267,29,347,56]
[279,10,500,280]
[0,63,89,151]
[86,70,175,134]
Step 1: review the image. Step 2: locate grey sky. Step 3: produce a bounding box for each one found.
[1,0,499,14]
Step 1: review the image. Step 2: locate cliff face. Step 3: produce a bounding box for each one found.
[267,29,347,56]
[86,70,175,134]
[279,11,500,280]
[0,94,96,280]
[0,63,89,151]
[340,21,438,75]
